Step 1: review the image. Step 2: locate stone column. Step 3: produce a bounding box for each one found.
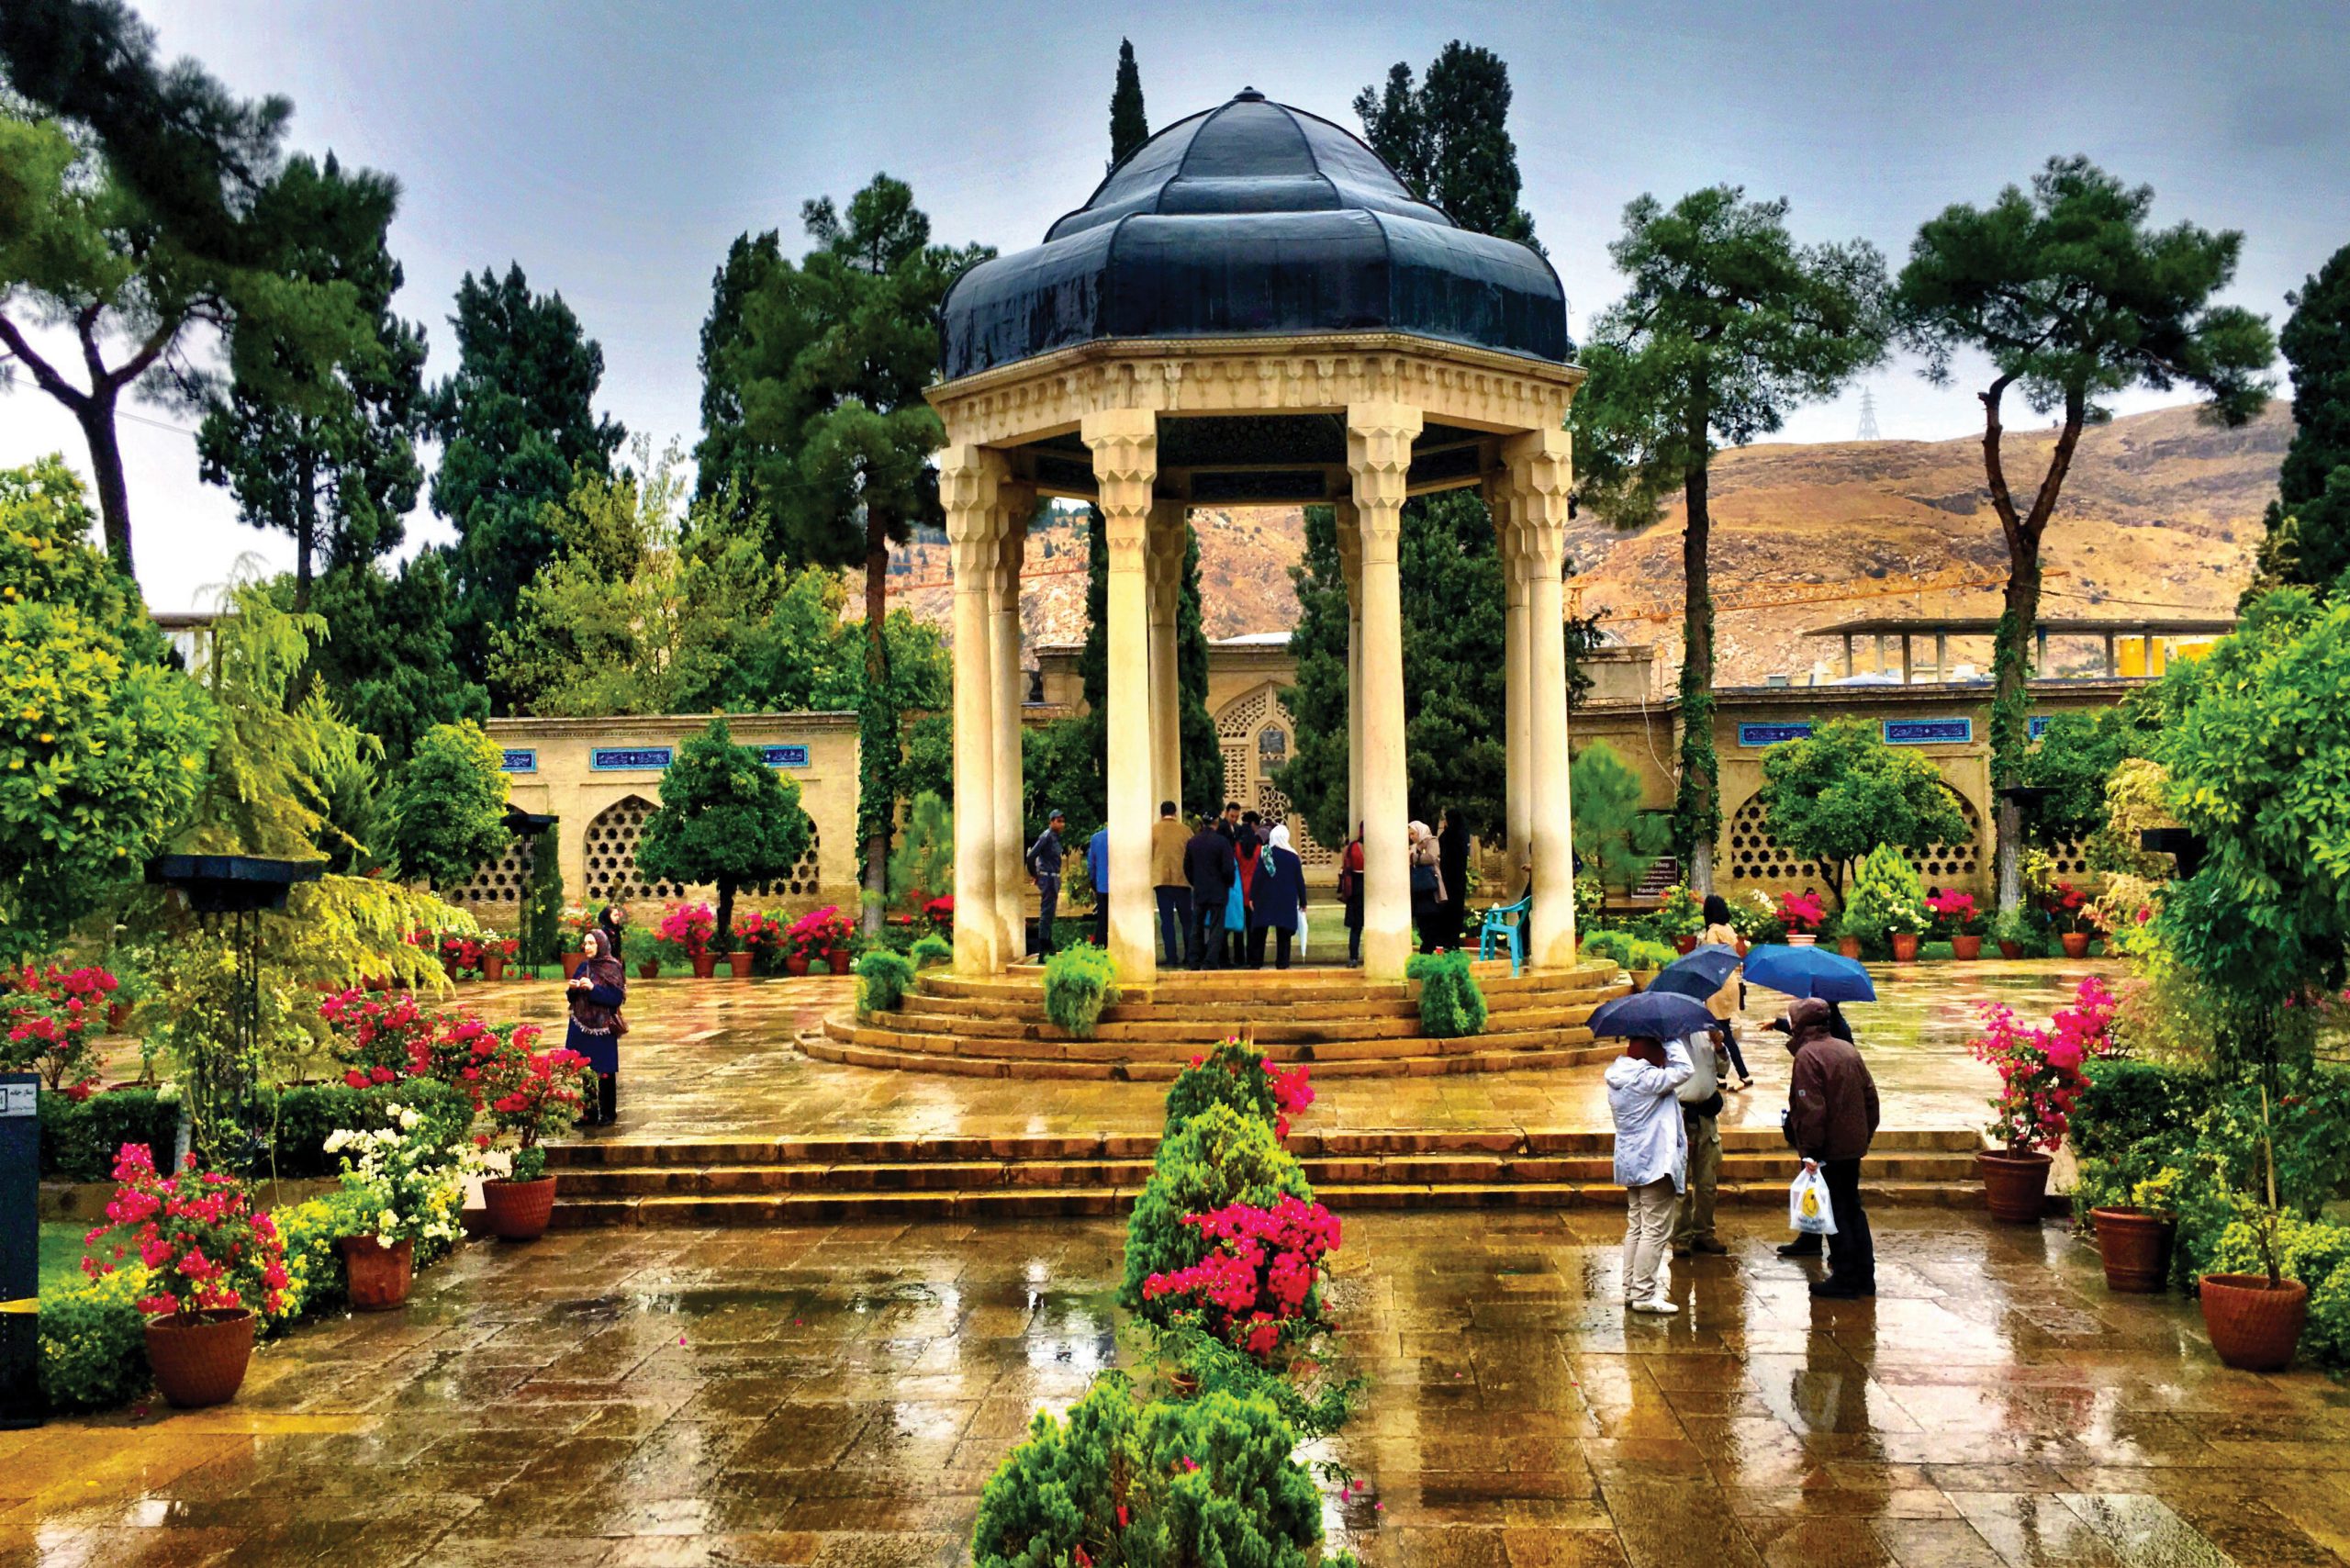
[1348,403,1421,979]
[1147,502,1187,813]
[991,486,1035,960]
[1082,409,1159,982]
[1505,428,1577,970]
[1491,478,1532,896]
[940,443,1006,974]
[1334,503,1363,839]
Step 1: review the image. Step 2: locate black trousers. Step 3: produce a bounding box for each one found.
[1190,890,1225,969]
[1156,887,1192,967]
[1822,1157,1874,1287]
[1093,898,1109,950]
[1247,925,1293,969]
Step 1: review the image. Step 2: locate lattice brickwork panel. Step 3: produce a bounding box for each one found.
[1221,744,1249,805]
[1215,691,1270,740]
[1726,794,1822,884]
[1916,791,1984,884]
[457,834,532,906]
[2040,835,2094,878]
[1256,781,1335,868]
[583,795,684,902]
[749,826,824,901]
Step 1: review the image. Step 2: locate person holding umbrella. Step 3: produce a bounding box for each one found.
[1777,996,1880,1296]
[1590,989,1712,1315]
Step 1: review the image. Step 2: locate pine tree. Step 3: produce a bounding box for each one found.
[1108,39,1148,167]
[691,229,782,518]
[426,263,624,694]
[2254,244,2350,592]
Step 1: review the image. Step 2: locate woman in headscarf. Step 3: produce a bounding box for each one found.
[1407,820,1447,953]
[1340,823,1366,967]
[567,906,630,1128]
[1699,893,1753,1091]
[1437,808,1472,951]
[1247,823,1308,969]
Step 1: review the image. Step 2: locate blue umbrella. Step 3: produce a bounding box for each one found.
[1740,943,1878,1002]
[1645,943,1741,1003]
[1587,989,1718,1041]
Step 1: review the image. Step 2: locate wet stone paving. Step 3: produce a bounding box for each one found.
[13,1207,2350,1566]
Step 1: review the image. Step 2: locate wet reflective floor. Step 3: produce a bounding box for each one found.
[15,1207,2347,1566]
[437,959,2117,1144]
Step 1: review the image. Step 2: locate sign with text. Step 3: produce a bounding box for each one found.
[2029,715,2053,740]
[591,746,674,772]
[759,745,811,769]
[1737,722,1813,748]
[499,749,536,773]
[1885,718,1972,745]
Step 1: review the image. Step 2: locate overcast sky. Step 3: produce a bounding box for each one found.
[6,0,2346,610]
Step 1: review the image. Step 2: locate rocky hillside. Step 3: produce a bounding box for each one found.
[883,400,2288,684]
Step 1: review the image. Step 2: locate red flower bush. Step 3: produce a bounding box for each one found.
[319,991,540,1103]
[923,894,954,929]
[655,903,717,961]
[1967,974,2118,1152]
[786,904,856,961]
[1775,890,1826,935]
[733,909,786,958]
[478,1036,590,1181]
[1925,889,1981,937]
[2,963,116,1096]
[437,933,485,975]
[82,1144,289,1320]
[1142,1194,1342,1362]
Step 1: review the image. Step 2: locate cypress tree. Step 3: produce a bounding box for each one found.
[1108,39,1148,167]
[2254,244,2350,593]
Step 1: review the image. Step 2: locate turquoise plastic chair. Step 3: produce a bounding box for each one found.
[1478,894,1532,974]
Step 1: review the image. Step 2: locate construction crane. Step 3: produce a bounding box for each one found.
[1571,561,2065,625]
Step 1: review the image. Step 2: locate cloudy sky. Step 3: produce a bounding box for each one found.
[6,0,2346,610]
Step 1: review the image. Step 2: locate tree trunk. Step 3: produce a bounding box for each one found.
[860,516,892,937]
[295,453,318,610]
[715,878,737,957]
[76,394,135,578]
[1674,394,1717,895]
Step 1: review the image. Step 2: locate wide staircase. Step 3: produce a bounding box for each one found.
[803,959,1630,1080]
[543,1126,1986,1228]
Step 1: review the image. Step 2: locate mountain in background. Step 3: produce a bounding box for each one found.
[884,400,2288,687]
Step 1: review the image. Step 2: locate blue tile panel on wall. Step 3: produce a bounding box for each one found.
[1884,718,1972,745]
[499,749,536,773]
[591,746,675,771]
[1737,722,1814,748]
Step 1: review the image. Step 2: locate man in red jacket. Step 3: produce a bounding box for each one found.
[1780,996,1880,1298]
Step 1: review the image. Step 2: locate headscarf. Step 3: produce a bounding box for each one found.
[1267,823,1292,855]
[572,926,629,1036]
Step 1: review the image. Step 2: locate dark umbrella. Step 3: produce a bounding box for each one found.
[1646,943,1741,1003]
[1741,943,1878,1002]
[1587,990,1718,1041]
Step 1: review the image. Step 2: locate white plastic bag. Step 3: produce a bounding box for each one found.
[1788,1166,1839,1237]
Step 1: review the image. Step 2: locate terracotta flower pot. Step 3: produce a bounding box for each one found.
[785,953,811,978]
[1673,934,1698,956]
[1890,933,1920,962]
[2091,1208,2174,1294]
[637,961,659,980]
[1952,935,1983,960]
[144,1308,255,1408]
[1786,933,1818,947]
[561,949,588,977]
[1836,936,1863,959]
[690,952,718,980]
[482,954,506,981]
[2059,932,2091,958]
[1168,1368,1200,1398]
[1998,940,2024,959]
[2199,1273,2308,1371]
[340,1236,415,1311]
[728,951,754,979]
[483,1175,557,1241]
[1977,1148,2053,1223]
[1628,969,1659,991]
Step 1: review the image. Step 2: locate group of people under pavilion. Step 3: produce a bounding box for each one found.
[924,89,1595,986]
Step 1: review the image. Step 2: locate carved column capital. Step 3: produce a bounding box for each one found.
[1501,428,1572,580]
[1083,408,1159,524]
[1348,403,1421,568]
[941,442,1008,543]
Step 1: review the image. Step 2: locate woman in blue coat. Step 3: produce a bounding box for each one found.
[1247,824,1308,970]
[566,913,629,1127]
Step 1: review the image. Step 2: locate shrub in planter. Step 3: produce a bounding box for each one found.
[322,1104,484,1308]
[655,903,719,976]
[1122,1103,1312,1320]
[2210,1209,2350,1367]
[621,925,664,979]
[477,1038,591,1240]
[909,934,954,970]
[1164,1041,1314,1139]
[1404,951,1485,1037]
[854,950,915,1018]
[1043,944,1121,1038]
[970,1372,1351,1568]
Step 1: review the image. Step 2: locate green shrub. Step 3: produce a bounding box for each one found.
[969,1372,1351,1568]
[1405,951,1486,1038]
[2209,1212,2350,1366]
[1841,844,1929,943]
[1580,928,1632,967]
[40,1088,182,1182]
[1122,1103,1312,1319]
[2072,1058,2209,1168]
[1164,1041,1281,1131]
[854,950,915,1017]
[265,1078,475,1179]
[1043,943,1121,1039]
[269,1187,376,1325]
[39,1263,151,1411]
[909,934,953,970]
[1624,936,1676,971]
[2309,1258,2350,1368]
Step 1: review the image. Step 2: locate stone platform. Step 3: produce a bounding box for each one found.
[807,958,1631,1079]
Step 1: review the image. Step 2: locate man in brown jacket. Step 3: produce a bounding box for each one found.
[1149,801,1192,969]
[1779,996,1879,1298]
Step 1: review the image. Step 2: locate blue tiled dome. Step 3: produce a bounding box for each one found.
[938,90,1569,380]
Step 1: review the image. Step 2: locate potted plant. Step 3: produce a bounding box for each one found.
[2200,1092,2310,1371]
[785,905,856,979]
[1624,936,1675,991]
[622,924,664,980]
[733,910,786,976]
[1929,890,1985,959]
[1775,890,1825,946]
[80,1144,291,1407]
[2089,1167,2178,1294]
[557,904,599,977]
[478,1035,592,1241]
[1829,908,1870,960]
[2046,880,2094,958]
[1,961,113,1100]
[1991,907,2035,959]
[1965,977,2108,1222]
[1655,883,1706,955]
[1882,898,1930,963]
[322,1104,476,1310]
[656,903,719,980]
[480,935,516,982]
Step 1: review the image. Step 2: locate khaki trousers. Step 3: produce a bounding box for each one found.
[1622,1178,1680,1303]
[1673,1110,1721,1248]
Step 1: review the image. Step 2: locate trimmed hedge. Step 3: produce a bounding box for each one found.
[1042,943,1121,1039]
[854,950,915,1017]
[909,934,953,970]
[1120,1103,1311,1321]
[1404,950,1486,1038]
[41,1079,476,1182]
[40,1090,183,1182]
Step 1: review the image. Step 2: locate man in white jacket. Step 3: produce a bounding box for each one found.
[1606,1035,1693,1315]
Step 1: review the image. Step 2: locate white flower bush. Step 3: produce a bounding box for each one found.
[327,1106,500,1251]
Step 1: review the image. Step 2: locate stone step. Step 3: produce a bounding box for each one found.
[822,1014,1605,1063]
[894,982,1624,1027]
[802,1026,1613,1079]
[549,1178,1982,1228]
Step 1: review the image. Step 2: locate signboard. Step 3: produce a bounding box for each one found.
[1885,718,1972,746]
[498,749,536,773]
[759,745,811,769]
[591,746,674,772]
[0,1085,30,1119]
[2028,715,2053,741]
[1737,722,1813,748]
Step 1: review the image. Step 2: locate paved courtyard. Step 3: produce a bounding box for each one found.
[13,1208,2349,1566]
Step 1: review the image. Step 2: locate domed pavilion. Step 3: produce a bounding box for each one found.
[929,90,1584,983]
